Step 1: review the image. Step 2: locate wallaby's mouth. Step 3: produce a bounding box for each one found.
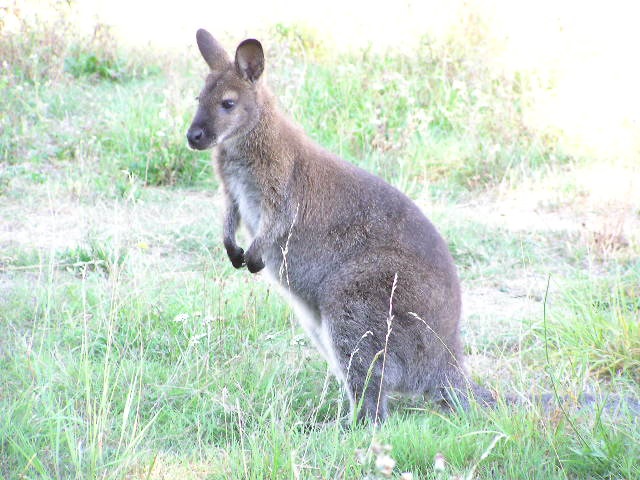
[186,127,216,150]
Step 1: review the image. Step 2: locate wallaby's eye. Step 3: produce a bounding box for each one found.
[221,99,236,110]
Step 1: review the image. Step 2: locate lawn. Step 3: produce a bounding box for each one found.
[1,3,639,479]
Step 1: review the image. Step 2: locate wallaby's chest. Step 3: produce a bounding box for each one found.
[219,155,262,235]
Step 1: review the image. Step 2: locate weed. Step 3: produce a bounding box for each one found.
[64,47,128,82]
[537,274,640,383]
[64,24,161,83]
[0,0,74,83]
[57,237,127,277]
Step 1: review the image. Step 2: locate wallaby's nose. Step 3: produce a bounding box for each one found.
[187,127,205,148]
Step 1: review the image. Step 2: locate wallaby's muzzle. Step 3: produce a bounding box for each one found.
[186,126,207,150]
[187,123,216,150]
[187,105,216,150]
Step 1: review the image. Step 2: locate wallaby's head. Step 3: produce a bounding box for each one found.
[187,29,265,150]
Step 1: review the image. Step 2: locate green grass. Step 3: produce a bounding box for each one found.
[280,51,568,195]
[536,271,640,383]
[1,6,639,480]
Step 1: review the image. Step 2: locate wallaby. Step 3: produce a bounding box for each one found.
[187,29,494,423]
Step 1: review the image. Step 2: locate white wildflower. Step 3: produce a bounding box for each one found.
[375,453,396,478]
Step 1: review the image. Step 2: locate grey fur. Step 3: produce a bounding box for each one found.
[187,31,494,423]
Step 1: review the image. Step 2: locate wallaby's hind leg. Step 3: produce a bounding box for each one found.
[320,309,392,424]
[355,381,388,424]
[344,358,389,424]
[343,349,389,424]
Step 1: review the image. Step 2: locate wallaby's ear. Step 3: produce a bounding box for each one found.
[196,29,230,71]
[235,39,264,83]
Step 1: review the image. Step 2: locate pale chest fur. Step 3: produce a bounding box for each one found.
[215,147,262,236]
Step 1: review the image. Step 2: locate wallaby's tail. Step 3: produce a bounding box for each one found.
[437,373,639,417]
[502,391,640,416]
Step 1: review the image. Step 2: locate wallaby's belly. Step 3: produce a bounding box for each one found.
[265,269,346,383]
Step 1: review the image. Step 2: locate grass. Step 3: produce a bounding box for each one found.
[1,4,639,479]
[539,272,640,383]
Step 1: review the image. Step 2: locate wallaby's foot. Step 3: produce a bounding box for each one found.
[350,383,388,426]
[293,417,347,433]
[355,399,388,426]
[472,384,497,408]
[439,380,496,412]
[360,406,388,425]
[225,244,245,269]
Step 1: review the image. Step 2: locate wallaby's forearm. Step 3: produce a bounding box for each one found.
[223,198,244,269]
[221,173,295,273]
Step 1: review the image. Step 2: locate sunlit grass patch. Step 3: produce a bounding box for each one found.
[537,273,640,383]
[269,27,572,194]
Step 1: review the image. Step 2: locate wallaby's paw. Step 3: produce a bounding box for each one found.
[245,243,265,273]
[225,245,245,269]
[246,255,265,273]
